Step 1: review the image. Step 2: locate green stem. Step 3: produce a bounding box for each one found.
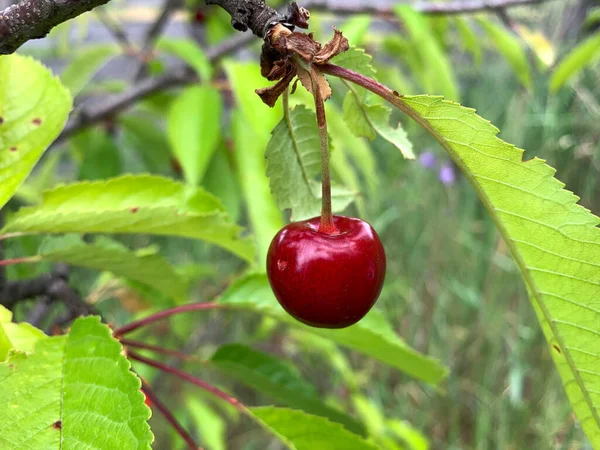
[309,66,337,234]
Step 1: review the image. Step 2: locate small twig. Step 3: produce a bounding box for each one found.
[129,350,244,409]
[133,0,181,81]
[94,7,135,52]
[113,302,221,337]
[140,379,202,450]
[121,338,197,361]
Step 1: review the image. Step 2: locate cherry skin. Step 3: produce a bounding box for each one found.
[266,215,386,329]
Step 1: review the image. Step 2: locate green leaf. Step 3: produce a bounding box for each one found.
[550,32,600,92]
[453,17,482,66]
[38,235,188,300]
[340,16,372,47]
[342,92,414,159]
[218,274,447,385]
[60,45,120,96]
[156,38,213,80]
[393,6,459,100]
[204,145,242,223]
[249,406,378,450]
[332,47,377,83]
[1,175,255,262]
[0,316,153,449]
[386,94,600,445]
[225,62,283,264]
[265,105,355,220]
[0,305,46,362]
[0,55,72,211]
[477,17,531,88]
[167,86,222,185]
[71,128,122,180]
[186,397,226,450]
[210,343,366,435]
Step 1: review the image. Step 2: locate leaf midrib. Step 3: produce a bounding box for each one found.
[282,94,318,197]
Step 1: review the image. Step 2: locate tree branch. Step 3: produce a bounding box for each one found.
[205,0,281,36]
[0,0,113,54]
[58,32,253,142]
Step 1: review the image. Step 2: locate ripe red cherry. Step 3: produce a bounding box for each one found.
[266,215,386,328]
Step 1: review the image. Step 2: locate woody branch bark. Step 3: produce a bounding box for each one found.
[0,0,112,54]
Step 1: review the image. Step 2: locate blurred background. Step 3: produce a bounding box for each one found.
[4,0,600,448]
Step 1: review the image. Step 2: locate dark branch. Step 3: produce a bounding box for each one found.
[133,0,182,81]
[205,0,281,37]
[58,32,253,142]
[0,0,113,54]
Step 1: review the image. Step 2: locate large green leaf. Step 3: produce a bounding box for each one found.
[550,32,600,92]
[0,55,72,211]
[477,17,531,88]
[1,175,254,262]
[167,85,222,185]
[38,235,188,300]
[0,305,45,362]
[369,93,600,445]
[265,105,355,220]
[249,406,378,450]
[210,343,366,435]
[0,316,153,449]
[217,274,447,385]
[60,45,120,96]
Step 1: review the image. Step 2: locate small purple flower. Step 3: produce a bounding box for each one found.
[439,163,456,185]
[418,151,437,169]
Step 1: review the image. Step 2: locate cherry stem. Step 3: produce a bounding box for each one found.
[128,350,244,410]
[0,256,40,266]
[113,302,221,337]
[309,66,337,234]
[320,63,406,119]
[121,338,197,361]
[140,379,202,450]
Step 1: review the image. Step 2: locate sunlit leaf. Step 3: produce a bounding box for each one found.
[381,93,600,445]
[515,25,556,68]
[210,343,366,435]
[167,85,222,185]
[38,235,188,300]
[218,274,447,385]
[550,32,600,92]
[1,175,255,262]
[0,305,46,362]
[0,317,153,449]
[0,55,72,211]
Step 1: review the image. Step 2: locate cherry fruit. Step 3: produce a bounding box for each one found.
[267,215,386,329]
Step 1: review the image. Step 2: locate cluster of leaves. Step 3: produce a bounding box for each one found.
[1,4,600,449]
